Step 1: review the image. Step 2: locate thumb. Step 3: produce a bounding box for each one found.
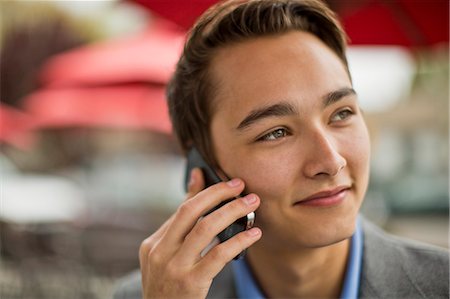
[185,167,205,200]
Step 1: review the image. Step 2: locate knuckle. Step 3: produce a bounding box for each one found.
[147,245,164,264]
[215,199,246,220]
[231,196,248,211]
[209,245,228,262]
[209,205,229,222]
[207,181,231,195]
[235,233,249,248]
[139,237,154,256]
[193,218,213,237]
[177,200,197,217]
[141,237,165,263]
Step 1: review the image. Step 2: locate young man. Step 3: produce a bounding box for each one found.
[114,0,449,298]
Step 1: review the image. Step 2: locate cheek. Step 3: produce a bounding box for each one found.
[230,153,296,229]
[343,124,371,189]
[242,155,290,195]
[219,148,296,200]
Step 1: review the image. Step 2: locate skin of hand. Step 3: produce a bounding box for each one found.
[139,168,262,299]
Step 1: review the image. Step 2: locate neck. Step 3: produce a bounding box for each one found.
[246,238,350,298]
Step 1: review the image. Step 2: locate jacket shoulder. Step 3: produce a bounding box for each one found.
[360,219,449,298]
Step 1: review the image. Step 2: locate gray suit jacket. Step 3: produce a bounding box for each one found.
[113,219,449,298]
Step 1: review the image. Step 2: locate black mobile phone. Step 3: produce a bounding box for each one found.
[184,147,255,259]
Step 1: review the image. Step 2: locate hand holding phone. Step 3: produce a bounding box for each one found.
[139,148,261,299]
[184,147,256,258]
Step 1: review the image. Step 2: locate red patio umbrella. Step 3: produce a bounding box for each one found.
[19,19,181,138]
[334,0,449,47]
[22,84,171,134]
[39,19,185,88]
[129,0,449,48]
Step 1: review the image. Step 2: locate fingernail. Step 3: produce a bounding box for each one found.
[242,194,257,206]
[227,178,241,187]
[247,228,261,237]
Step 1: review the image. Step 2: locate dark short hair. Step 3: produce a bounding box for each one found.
[167,0,348,167]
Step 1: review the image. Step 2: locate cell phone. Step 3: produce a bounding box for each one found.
[184,147,255,259]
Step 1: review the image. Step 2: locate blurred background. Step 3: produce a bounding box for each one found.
[0,0,448,298]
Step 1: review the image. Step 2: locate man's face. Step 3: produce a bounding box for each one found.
[209,31,370,250]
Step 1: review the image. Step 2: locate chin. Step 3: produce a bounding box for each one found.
[258,216,357,252]
[304,229,354,248]
[300,216,357,248]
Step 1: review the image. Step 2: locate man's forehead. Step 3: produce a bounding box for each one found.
[209,31,346,92]
[208,30,352,126]
[211,31,326,67]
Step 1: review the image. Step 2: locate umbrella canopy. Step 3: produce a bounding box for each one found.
[39,19,185,87]
[129,0,449,48]
[334,0,449,47]
[22,84,171,133]
[17,19,180,138]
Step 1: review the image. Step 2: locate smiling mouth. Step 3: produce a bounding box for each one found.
[295,186,351,207]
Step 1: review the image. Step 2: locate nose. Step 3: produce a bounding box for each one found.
[302,129,346,179]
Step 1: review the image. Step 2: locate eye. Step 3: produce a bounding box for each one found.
[257,128,289,142]
[330,108,354,123]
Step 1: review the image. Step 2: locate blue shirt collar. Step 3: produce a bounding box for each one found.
[231,218,364,299]
[340,217,363,299]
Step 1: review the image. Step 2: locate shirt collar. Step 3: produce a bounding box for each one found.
[231,218,364,299]
[340,217,363,299]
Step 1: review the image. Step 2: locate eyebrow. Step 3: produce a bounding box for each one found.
[236,87,357,131]
[323,87,357,107]
[236,102,298,131]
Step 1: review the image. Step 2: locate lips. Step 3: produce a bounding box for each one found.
[295,186,351,207]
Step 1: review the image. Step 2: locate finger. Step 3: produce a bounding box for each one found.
[156,179,245,256]
[194,227,262,278]
[177,193,260,264]
[186,168,205,200]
